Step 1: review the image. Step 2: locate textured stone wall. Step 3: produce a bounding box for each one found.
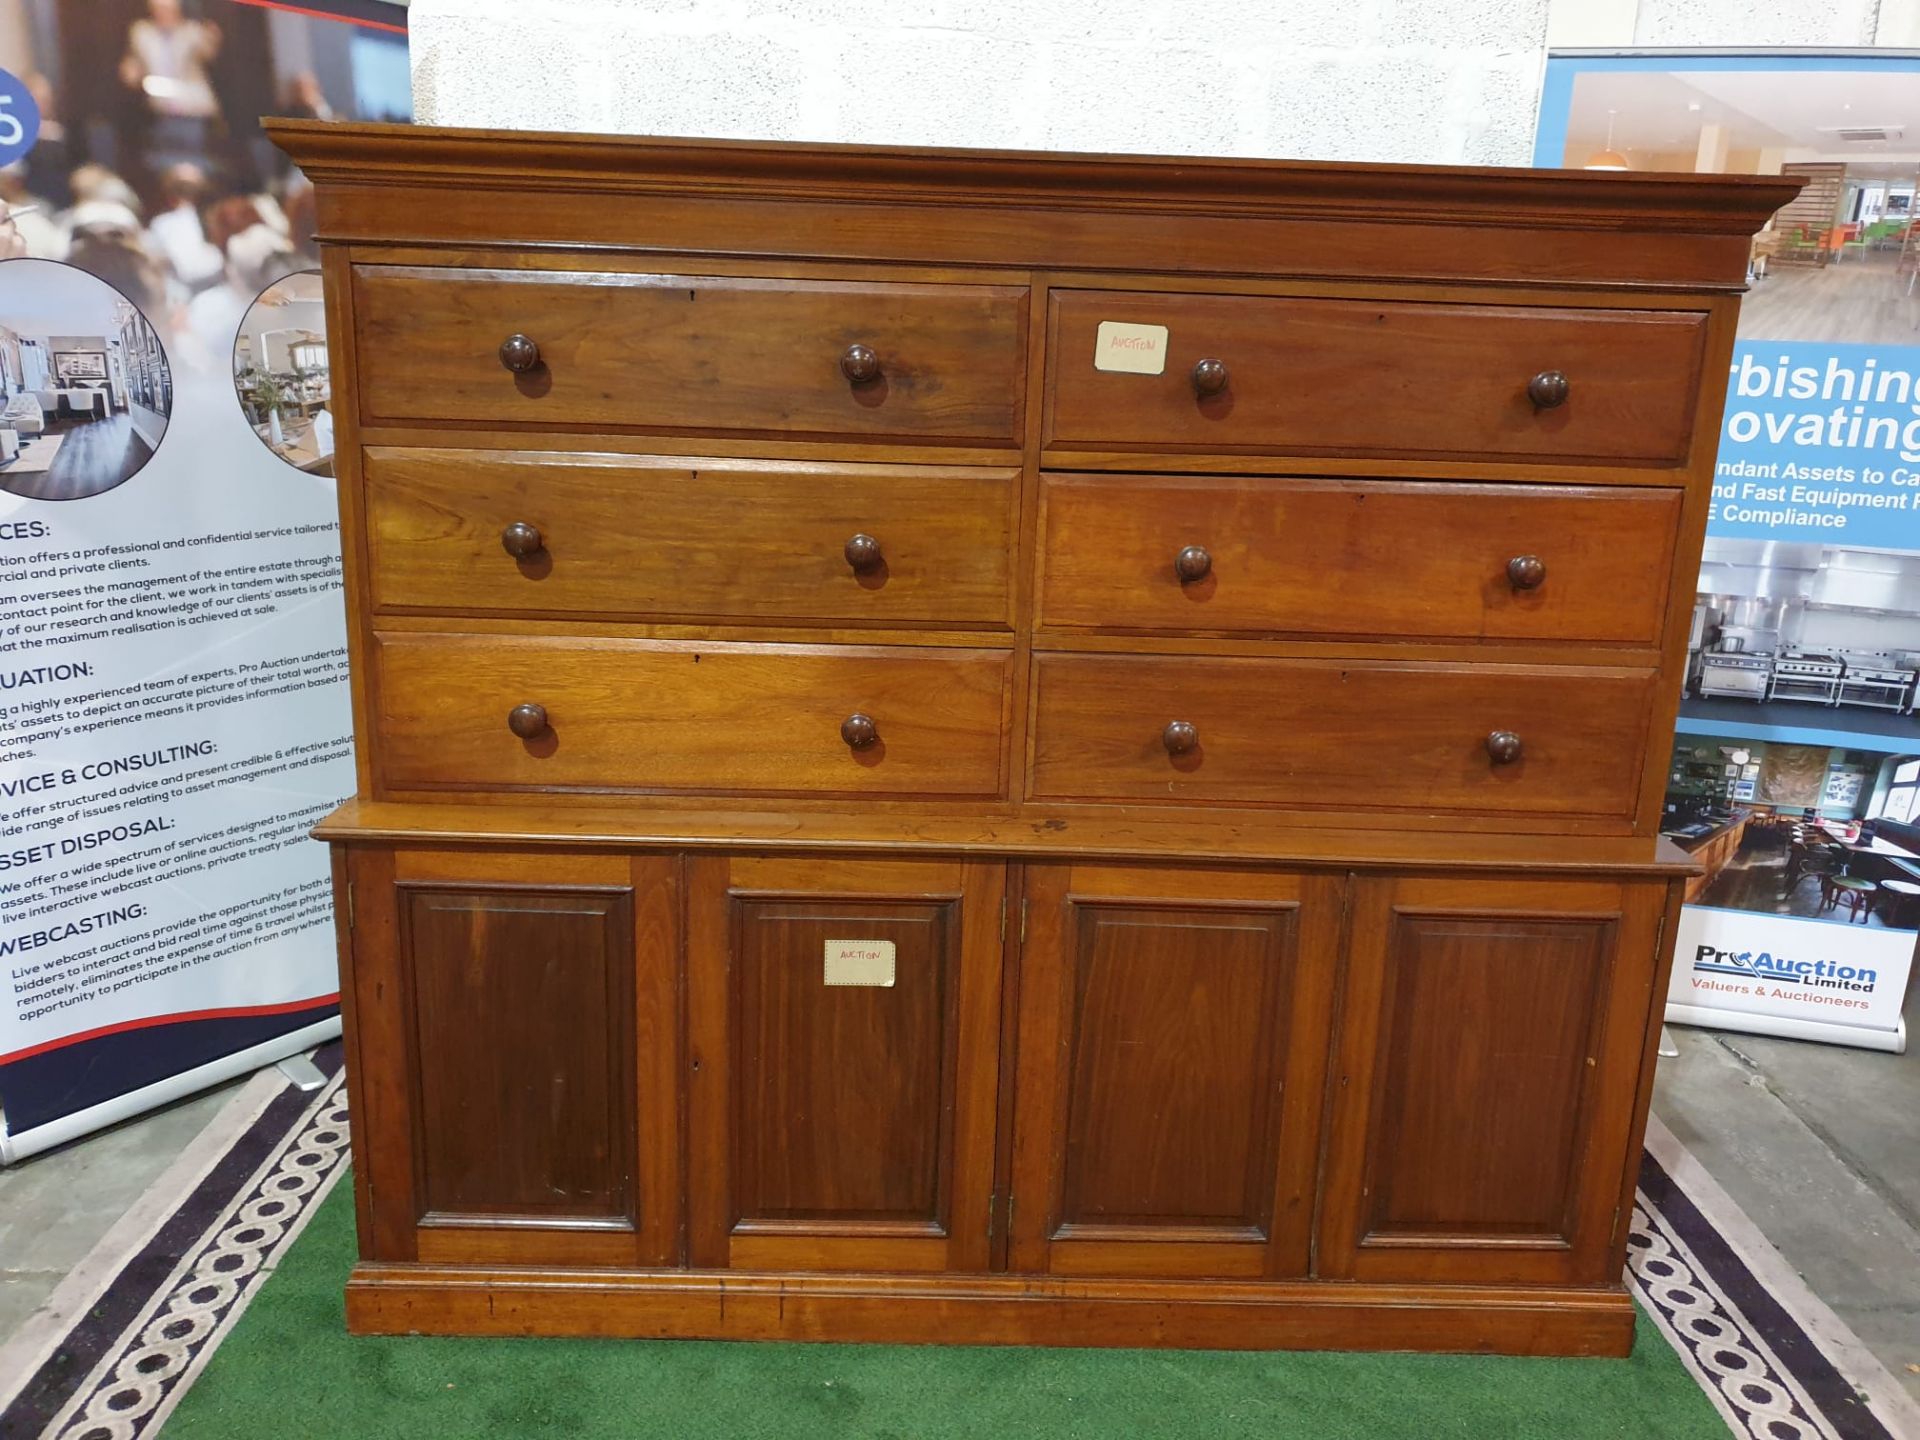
[408,0,1551,165]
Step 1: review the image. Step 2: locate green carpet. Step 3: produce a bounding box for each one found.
[164,1176,1728,1439]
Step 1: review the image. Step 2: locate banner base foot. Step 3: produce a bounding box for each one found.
[1665,1003,1906,1054]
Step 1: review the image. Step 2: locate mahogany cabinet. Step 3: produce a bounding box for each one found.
[276,117,1797,1354]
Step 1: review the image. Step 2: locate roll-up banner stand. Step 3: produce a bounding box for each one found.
[0,0,409,1161]
[1537,52,1920,1052]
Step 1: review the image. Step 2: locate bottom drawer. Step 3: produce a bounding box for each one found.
[1028,653,1653,819]
[376,632,1010,798]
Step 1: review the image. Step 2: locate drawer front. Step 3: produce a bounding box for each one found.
[1046,291,1706,464]
[1038,475,1680,644]
[376,634,1010,798]
[354,267,1028,441]
[366,449,1016,627]
[1028,654,1652,818]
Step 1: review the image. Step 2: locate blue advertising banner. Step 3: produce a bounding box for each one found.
[0,0,409,1158]
[1715,341,1920,543]
[1537,52,1920,1051]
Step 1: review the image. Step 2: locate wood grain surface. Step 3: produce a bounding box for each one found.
[1037,474,1680,644]
[373,632,1012,799]
[354,267,1027,441]
[1028,653,1655,819]
[1046,292,1706,464]
[366,448,1016,627]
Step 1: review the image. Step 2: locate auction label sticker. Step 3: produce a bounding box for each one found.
[824,939,896,987]
[1094,321,1168,375]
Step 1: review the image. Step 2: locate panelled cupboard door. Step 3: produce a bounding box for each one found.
[687,856,1005,1273]
[1319,874,1668,1287]
[343,848,681,1268]
[1008,866,1342,1280]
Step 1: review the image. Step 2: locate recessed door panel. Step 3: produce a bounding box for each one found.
[1010,865,1341,1279]
[733,899,954,1223]
[406,884,633,1221]
[1320,874,1668,1287]
[688,857,1005,1273]
[1367,915,1606,1237]
[1060,905,1291,1229]
[344,847,681,1269]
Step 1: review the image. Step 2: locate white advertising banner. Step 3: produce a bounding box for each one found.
[1667,906,1908,1050]
[0,0,409,1158]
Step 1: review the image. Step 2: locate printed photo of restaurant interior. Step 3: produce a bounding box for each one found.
[1557,65,1918,344]
[0,259,171,501]
[232,271,333,475]
[1683,537,1920,739]
[1664,732,1920,927]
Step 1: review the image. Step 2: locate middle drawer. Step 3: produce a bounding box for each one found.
[373,632,1011,799]
[365,449,1017,628]
[1037,474,1680,645]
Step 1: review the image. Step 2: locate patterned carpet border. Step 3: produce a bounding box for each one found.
[0,1044,346,1440]
[1628,1148,1897,1440]
[1,1055,1910,1440]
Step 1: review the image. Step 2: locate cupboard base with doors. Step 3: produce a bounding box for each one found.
[322,812,1687,1355]
[274,120,1790,1354]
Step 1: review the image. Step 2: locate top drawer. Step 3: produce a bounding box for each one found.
[352,267,1028,443]
[1046,291,1707,466]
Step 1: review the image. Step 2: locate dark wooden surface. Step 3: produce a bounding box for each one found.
[277,120,1789,1352]
[366,448,1017,628]
[1009,866,1341,1280]
[1037,474,1680,643]
[373,632,1012,798]
[271,117,1799,292]
[1045,293,1707,463]
[1027,653,1655,818]
[355,267,1027,442]
[687,857,1004,1273]
[404,883,635,1224]
[1320,874,1669,1286]
[346,848,682,1269]
[315,797,1704,873]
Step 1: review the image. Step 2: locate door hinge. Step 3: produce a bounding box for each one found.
[1007,1195,1015,1234]
[999,894,1007,943]
[345,881,354,929]
[1019,898,1028,943]
[1610,1202,1623,1248]
[988,1190,997,1240]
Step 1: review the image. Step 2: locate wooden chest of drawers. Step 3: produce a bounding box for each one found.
[273,118,1796,1356]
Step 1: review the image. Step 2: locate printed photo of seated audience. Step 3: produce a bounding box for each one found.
[1663,733,1920,930]
[0,259,171,500]
[0,0,410,375]
[233,270,331,475]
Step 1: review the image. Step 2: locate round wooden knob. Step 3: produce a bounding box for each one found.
[844,532,883,572]
[1486,730,1523,764]
[501,521,544,559]
[499,333,540,373]
[1506,554,1546,590]
[1174,545,1212,583]
[1527,370,1569,409]
[1191,358,1229,397]
[507,703,548,739]
[1163,720,1199,755]
[841,712,879,750]
[840,344,880,384]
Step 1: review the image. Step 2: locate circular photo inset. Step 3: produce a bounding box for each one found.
[0,258,172,501]
[232,270,332,477]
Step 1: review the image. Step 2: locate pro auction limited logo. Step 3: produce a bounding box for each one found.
[1691,943,1880,996]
